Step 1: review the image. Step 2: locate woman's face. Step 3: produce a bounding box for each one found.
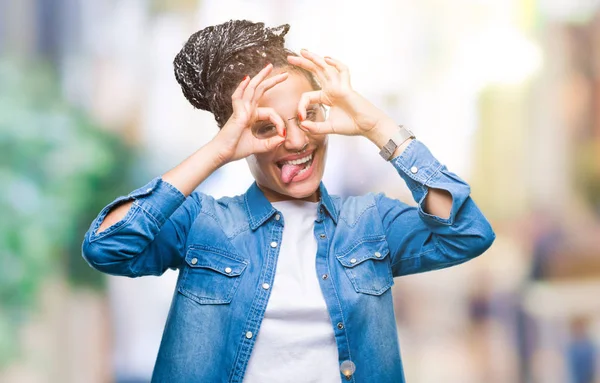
[246,71,328,202]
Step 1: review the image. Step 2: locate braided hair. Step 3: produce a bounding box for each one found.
[173,20,320,128]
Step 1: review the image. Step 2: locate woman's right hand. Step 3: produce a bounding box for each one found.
[213,63,288,164]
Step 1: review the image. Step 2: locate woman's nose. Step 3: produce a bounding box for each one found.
[282,119,309,152]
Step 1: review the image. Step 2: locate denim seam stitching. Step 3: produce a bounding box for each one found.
[339,197,376,228]
[187,245,246,264]
[243,192,254,229]
[228,222,280,382]
[336,235,388,258]
[326,226,354,367]
[391,247,437,268]
[134,200,162,227]
[169,215,187,269]
[158,178,186,201]
[423,163,445,186]
[89,202,140,243]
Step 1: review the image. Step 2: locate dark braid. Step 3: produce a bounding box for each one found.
[173,20,320,128]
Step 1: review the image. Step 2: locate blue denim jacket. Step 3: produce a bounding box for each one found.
[82,140,495,383]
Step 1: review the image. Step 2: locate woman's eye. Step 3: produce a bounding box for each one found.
[306,110,318,121]
[256,125,276,137]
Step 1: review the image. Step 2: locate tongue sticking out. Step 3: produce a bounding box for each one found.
[280,163,305,184]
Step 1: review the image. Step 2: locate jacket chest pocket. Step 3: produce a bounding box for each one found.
[178,246,248,305]
[335,237,393,296]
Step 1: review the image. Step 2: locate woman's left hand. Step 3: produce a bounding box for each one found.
[287,49,391,138]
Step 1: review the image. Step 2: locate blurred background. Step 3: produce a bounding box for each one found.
[2,0,600,382]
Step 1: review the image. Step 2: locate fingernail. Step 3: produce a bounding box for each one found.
[324,56,332,60]
[283,128,287,137]
[264,62,271,68]
[243,75,249,81]
[298,112,304,122]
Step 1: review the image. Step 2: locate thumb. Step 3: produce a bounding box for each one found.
[254,135,286,154]
[300,120,333,135]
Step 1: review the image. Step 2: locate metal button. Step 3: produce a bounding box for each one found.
[337,322,344,329]
[270,241,278,248]
[225,267,232,274]
[322,274,328,280]
[245,331,253,339]
[350,258,357,264]
[275,214,280,221]
[374,251,381,258]
[320,207,324,214]
[319,233,326,239]
[410,166,418,174]
[191,257,198,265]
[262,283,270,290]
[340,360,356,380]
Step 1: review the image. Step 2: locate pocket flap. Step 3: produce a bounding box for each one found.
[184,246,247,277]
[336,237,390,268]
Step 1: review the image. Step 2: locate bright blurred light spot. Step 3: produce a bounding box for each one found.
[457,26,543,88]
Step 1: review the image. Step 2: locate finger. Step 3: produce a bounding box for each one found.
[286,55,319,75]
[254,134,286,154]
[231,75,251,110]
[254,71,289,101]
[299,49,341,82]
[232,75,250,100]
[239,128,285,155]
[243,63,274,101]
[297,91,330,121]
[300,119,333,135]
[324,56,350,83]
[256,107,286,137]
[300,49,330,71]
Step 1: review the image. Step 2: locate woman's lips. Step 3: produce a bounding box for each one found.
[276,150,317,184]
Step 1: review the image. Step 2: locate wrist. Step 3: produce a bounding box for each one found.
[365,119,415,160]
[206,138,233,168]
[341,92,388,133]
[364,117,400,147]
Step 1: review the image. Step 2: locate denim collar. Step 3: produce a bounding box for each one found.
[244,181,338,230]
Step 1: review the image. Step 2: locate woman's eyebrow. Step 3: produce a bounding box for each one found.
[286,104,320,120]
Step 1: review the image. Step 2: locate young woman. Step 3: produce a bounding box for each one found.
[82,20,495,383]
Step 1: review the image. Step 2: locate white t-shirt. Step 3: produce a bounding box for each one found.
[243,200,340,383]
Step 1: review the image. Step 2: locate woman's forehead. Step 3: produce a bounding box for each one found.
[258,72,313,113]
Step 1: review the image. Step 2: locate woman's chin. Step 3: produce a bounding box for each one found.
[278,173,322,200]
[284,183,318,199]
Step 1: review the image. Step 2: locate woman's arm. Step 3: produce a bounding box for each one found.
[364,117,454,220]
[83,65,288,277]
[97,65,289,234]
[374,139,495,277]
[97,141,225,234]
[287,50,494,276]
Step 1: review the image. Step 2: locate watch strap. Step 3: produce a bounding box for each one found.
[379,125,415,161]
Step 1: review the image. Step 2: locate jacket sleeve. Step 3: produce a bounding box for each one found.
[81,177,201,277]
[375,139,495,277]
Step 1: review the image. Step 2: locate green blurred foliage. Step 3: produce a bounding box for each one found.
[0,59,135,367]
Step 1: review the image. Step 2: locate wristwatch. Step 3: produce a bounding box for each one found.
[379,125,415,161]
